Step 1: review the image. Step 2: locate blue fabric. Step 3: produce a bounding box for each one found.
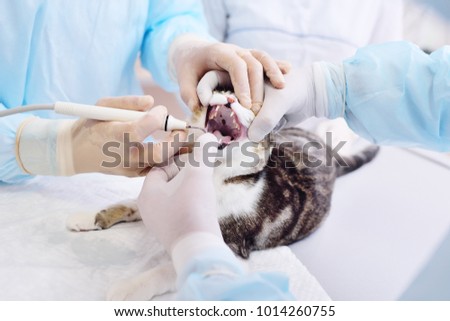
[0,105,31,184]
[177,249,294,301]
[340,41,450,151]
[0,0,210,183]
[141,0,213,91]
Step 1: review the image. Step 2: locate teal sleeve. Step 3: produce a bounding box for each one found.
[176,247,295,301]
[141,0,213,92]
[0,105,33,183]
[342,41,450,151]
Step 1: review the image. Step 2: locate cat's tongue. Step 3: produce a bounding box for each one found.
[213,130,232,145]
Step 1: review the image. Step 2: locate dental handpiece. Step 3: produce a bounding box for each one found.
[0,101,206,132]
[53,102,206,132]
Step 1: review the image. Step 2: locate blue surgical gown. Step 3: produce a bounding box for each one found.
[176,246,295,301]
[0,0,211,183]
[326,41,450,152]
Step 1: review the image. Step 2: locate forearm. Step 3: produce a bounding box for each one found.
[324,41,450,151]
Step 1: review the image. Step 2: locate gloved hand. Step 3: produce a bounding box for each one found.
[137,133,222,252]
[247,63,346,142]
[17,96,186,177]
[170,35,290,111]
[196,67,290,116]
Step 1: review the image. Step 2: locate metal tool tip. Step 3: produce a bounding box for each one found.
[186,125,206,133]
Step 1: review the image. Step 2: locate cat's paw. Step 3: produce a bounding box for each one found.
[107,263,176,301]
[66,212,102,232]
[93,204,138,229]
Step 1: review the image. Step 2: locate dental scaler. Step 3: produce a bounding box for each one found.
[54,102,194,132]
[0,101,205,132]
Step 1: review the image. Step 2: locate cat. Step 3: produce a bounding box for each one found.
[67,91,378,299]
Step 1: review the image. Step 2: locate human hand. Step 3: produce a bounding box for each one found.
[171,35,290,111]
[248,65,331,142]
[137,133,222,252]
[67,96,187,176]
[17,96,187,177]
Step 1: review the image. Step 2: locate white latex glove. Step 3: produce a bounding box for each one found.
[170,35,290,111]
[137,133,222,251]
[248,63,346,142]
[17,96,186,177]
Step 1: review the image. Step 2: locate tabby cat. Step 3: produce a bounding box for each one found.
[67,91,378,299]
[68,91,378,258]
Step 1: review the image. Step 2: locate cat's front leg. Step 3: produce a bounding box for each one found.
[107,262,177,301]
[66,199,141,231]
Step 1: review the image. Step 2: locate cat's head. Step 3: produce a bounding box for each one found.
[189,90,270,178]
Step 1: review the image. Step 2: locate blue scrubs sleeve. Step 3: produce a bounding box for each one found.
[176,248,294,301]
[141,0,213,92]
[342,42,450,151]
[0,105,32,183]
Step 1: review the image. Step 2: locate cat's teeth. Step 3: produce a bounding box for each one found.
[209,106,220,120]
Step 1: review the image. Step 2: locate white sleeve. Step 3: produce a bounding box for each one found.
[202,0,228,41]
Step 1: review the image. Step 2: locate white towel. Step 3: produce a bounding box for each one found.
[0,174,329,300]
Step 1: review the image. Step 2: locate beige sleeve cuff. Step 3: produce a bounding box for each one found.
[16,118,76,176]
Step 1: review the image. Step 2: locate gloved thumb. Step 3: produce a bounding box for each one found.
[247,99,287,142]
[138,167,169,213]
[143,167,169,187]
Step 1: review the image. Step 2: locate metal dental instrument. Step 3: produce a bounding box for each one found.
[0,101,206,132]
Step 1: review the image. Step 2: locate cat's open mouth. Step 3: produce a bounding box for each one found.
[204,93,254,149]
[205,102,246,149]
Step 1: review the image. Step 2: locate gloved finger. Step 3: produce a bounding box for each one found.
[250,50,285,89]
[247,93,288,142]
[160,130,188,163]
[188,133,219,173]
[160,161,181,181]
[139,167,169,199]
[178,67,201,110]
[137,130,187,166]
[197,71,232,107]
[215,53,252,108]
[96,95,155,112]
[238,51,264,112]
[131,105,168,141]
[146,167,169,182]
[277,60,292,74]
